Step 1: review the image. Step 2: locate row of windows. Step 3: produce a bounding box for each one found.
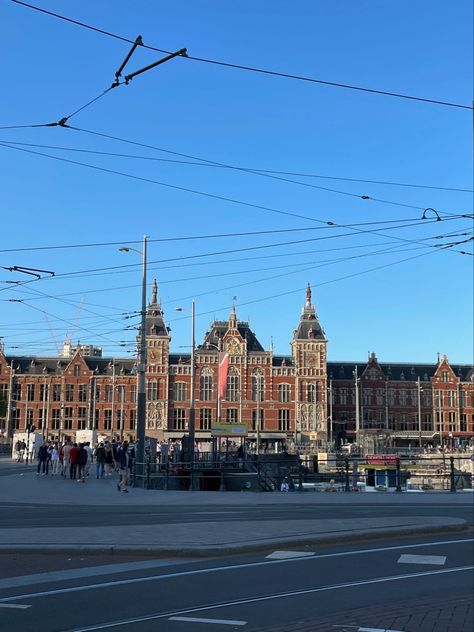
[10,408,136,431]
[7,382,474,406]
[169,408,291,432]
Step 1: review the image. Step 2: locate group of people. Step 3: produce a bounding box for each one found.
[24,439,133,492]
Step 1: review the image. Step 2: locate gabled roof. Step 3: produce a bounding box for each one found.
[200,315,265,353]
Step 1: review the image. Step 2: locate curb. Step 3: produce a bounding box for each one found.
[0,520,467,557]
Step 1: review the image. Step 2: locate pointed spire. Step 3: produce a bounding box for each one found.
[152,278,158,304]
[306,282,312,309]
[229,304,238,329]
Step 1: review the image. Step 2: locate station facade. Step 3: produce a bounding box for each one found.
[1,281,473,450]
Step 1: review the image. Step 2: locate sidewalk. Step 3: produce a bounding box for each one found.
[0,460,469,555]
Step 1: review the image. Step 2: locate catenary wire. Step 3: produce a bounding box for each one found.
[1,139,471,193]
[10,0,473,111]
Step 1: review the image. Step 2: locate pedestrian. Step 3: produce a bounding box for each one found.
[69,443,79,480]
[19,440,26,463]
[50,443,60,476]
[116,441,132,493]
[36,443,49,475]
[15,439,22,462]
[84,442,93,478]
[104,442,115,476]
[94,442,106,478]
[62,441,72,478]
[280,477,290,492]
[76,443,88,483]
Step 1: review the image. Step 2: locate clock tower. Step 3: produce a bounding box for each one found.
[139,279,170,438]
[291,283,328,444]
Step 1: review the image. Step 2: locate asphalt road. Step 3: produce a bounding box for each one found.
[1,499,473,528]
[0,534,472,632]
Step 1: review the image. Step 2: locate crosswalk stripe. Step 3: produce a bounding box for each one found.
[397,554,446,565]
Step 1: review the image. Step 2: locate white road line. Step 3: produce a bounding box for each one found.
[169,616,246,626]
[0,603,31,609]
[0,558,192,590]
[358,628,404,632]
[59,566,474,632]
[332,627,404,631]
[0,538,471,604]
[397,554,446,565]
[266,551,315,559]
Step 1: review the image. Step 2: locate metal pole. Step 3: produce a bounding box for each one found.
[256,374,260,456]
[6,361,14,439]
[136,235,148,484]
[111,361,116,442]
[417,377,422,451]
[328,379,333,447]
[189,299,196,488]
[354,366,360,447]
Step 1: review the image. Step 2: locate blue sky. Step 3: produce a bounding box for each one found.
[1,0,472,364]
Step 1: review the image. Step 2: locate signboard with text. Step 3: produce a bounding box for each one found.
[211,423,248,437]
[366,454,399,466]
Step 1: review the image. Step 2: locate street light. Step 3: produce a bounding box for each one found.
[175,300,195,465]
[119,236,148,484]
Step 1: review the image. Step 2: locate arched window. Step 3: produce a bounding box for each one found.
[251,369,265,402]
[227,368,240,402]
[147,380,158,401]
[306,382,317,403]
[200,368,213,401]
[278,383,291,403]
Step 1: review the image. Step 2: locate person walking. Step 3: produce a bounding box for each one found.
[69,443,79,480]
[15,439,22,462]
[50,444,60,476]
[18,440,26,463]
[84,442,93,478]
[36,443,49,475]
[62,441,72,478]
[116,441,132,493]
[104,442,115,476]
[76,443,88,483]
[94,442,106,478]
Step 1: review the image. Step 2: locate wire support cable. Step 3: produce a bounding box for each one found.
[10,0,473,111]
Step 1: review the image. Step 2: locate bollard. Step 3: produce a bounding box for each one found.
[298,461,304,492]
[344,458,350,492]
[449,456,456,493]
[145,459,150,489]
[395,458,402,492]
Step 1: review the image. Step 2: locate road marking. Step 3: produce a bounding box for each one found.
[0,603,31,609]
[0,538,471,604]
[169,616,246,626]
[397,554,446,565]
[0,558,193,590]
[266,551,315,559]
[358,628,404,632]
[56,566,474,632]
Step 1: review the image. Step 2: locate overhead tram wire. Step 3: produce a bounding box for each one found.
[0,215,469,298]
[10,0,473,111]
[4,134,467,215]
[1,140,471,194]
[0,142,470,257]
[64,125,466,216]
[0,216,467,255]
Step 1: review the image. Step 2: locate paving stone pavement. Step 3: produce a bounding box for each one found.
[248,594,473,632]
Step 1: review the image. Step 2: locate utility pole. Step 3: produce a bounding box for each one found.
[417,377,422,451]
[189,299,196,464]
[6,361,14,439]
[354,366,360,447]
[111,361,116,442]
[328,379,333,447]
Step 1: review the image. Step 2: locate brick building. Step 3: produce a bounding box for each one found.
[0,281,473,449]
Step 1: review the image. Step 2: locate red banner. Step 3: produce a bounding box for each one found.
[219,353,229,400]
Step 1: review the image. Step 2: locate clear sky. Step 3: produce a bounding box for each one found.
[1,0,472,365]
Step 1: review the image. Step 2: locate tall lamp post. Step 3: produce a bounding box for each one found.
[175,300,196,464]
[119,236,148,484]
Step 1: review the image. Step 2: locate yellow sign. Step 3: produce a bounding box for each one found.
[211,423,248,437]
